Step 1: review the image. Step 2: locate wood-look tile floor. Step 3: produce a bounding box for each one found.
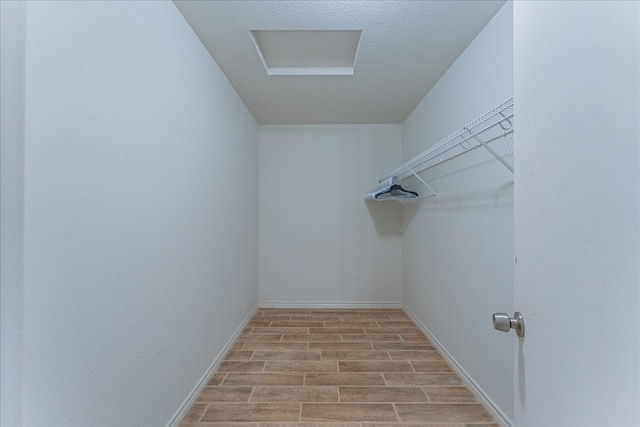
[180,309,498,427]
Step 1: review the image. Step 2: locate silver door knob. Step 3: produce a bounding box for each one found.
[492,312,525,337]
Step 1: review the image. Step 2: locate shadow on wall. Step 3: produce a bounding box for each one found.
[415,182,514,211]
[365,179,512,236]
[365,199,421,236]
[365,145,514,236]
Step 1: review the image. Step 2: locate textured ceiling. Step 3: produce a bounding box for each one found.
[174,1,506,124]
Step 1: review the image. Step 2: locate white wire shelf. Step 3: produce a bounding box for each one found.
[380,98,514,197]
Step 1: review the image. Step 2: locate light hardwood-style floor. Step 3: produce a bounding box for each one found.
[180,309,498,427]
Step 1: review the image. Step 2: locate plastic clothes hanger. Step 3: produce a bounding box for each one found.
[374,184,418,200]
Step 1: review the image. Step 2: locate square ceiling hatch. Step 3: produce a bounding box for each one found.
[251,30,362,76]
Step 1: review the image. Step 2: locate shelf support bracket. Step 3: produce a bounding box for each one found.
[408,168,437,197]
[464,128,514,173]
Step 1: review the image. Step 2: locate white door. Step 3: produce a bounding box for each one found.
[513,1,639,425]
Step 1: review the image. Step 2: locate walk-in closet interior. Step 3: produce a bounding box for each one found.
[1,1,638,427]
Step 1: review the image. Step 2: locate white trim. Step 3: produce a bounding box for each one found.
[265,66,354,76]
[0,2,25,425]
[259,301,402,309]
[403,305,514,427]
[165,303,259,427]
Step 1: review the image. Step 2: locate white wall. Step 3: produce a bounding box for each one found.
[259,125,403,307]
[401,2,514,424]
[22,2,258,426]
[513,1,639,424]
[1,1,26,425]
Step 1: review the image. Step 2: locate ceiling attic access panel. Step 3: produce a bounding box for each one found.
[251,30,362,76]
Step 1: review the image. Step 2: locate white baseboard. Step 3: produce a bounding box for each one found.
[259,301,402,309]
[403,305,514,427]
[166,303,259,427]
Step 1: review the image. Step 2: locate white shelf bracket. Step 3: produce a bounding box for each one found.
[462,127,514,173]
[408,168,437,197]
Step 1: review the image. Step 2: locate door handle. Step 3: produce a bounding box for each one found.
[492,312,525,337]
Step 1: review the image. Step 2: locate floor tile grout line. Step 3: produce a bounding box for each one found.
[392,402,401,423]
[195,403,209,424]
[421,386,431,403]
[247,386,256,403]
